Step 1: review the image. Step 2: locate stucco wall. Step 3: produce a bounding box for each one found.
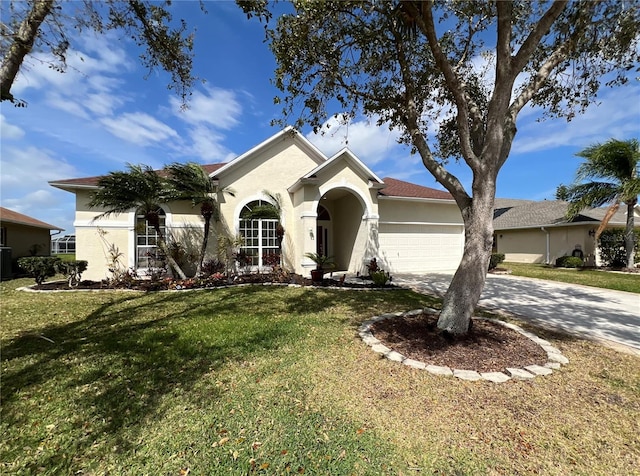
[495,225,597,265]
[2,223,52,258]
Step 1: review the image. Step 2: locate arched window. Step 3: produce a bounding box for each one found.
[136,207,166,269]
[239,200,279,267]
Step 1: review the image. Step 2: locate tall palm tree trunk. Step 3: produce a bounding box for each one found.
[625,199,637,268]
[147,212,187,279]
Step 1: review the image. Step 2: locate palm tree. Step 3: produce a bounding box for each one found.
[88,164,188,279]
[165,162,235,276]
[557,138,640,268]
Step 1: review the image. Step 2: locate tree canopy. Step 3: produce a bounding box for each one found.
[240,0,640,334]
[1,0,198,105]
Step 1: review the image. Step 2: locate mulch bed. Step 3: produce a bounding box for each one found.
[370,312,549,373]
[31,273,396,292]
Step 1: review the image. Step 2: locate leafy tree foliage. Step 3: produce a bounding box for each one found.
[1,0,198,104]
[557,138,640,268]
[240,0,640,334]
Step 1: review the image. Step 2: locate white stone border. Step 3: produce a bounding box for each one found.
[358,308,569,383]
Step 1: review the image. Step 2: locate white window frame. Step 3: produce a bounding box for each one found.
[238,200,280,269]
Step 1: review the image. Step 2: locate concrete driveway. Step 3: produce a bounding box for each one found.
[393,272,640,353]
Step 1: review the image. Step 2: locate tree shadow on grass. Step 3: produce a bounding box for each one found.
[1,287,316,470]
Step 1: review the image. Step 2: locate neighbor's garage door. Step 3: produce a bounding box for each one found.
[378,223,463,273]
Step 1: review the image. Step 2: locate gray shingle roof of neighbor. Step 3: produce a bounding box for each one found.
[493,198,630,230]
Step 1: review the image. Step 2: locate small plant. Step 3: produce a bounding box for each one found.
[304,252,334,270]
[489,253,505,270]
[201,258,225,276]
[367,257,380,274]
[370,269,391,286]
[555,255,583,268]
[17,256,61,284]
[55,260,88,287]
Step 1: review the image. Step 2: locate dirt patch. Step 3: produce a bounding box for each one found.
[370,312,549,373]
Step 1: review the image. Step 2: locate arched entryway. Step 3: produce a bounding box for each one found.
[315,187,367,272]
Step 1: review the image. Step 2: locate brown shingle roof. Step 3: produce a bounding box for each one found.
[0,207,63,230]
[50,163,228,189]
[380,177,454,200]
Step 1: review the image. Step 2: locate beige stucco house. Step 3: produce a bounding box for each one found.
[50,127,464,281]
[493,198,639,266]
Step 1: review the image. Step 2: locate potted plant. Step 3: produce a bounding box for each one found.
[305,252,334,283]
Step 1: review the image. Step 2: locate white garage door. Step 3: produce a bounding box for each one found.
[378,223,463,273]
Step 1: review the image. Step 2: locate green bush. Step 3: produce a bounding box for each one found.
[17,256,61,284]
[55,260,88,287]
[598,228,640,268]
[489,253,505,270]
[555,256,583,268]
[370,270,390,286]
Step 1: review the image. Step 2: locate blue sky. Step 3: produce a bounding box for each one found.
[1,1,639,235]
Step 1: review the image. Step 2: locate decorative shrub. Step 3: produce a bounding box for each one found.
[370,270,390,287]
[55,260,88,287]
[17,256,61,284]
[555,256,583,268]
[488,253,505,270]
[201,258,225,275]
[598,228,640,268]
[367,257,380,274]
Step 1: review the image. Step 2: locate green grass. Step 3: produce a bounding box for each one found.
[504,261,640,293]
[2,278,639,475]
[51,253,77,262]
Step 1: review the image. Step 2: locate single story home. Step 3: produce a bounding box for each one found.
[50,127,465,281]
[493,198,639,266]
[0,207,64,278]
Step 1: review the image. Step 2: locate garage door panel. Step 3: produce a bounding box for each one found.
[378,224,463,273]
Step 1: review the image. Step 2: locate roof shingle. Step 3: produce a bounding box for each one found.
[380,177,454,200]
[0,207,63,230]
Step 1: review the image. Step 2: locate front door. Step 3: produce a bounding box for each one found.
[316,225,329,257]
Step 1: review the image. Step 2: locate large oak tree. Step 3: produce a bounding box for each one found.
[1,0,197,105]
[240,0,639,335]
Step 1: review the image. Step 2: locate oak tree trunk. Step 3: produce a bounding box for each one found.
[1,0,54,102]
[436,191,495,335]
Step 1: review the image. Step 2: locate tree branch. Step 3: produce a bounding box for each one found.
[403,0,478,167]
[0,0,55,102]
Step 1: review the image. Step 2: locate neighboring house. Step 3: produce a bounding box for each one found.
[50,127,464,281]
[0,207,64,278]
[493,198,639,265]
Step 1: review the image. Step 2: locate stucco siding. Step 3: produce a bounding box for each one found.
[2,224,52,258]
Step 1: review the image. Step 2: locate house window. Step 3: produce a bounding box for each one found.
[239,200,279,267]
[0,227,6,246]
[135,207,166,269]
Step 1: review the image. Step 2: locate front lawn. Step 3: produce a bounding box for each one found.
[504,261,640,293]
[1,279,639,474]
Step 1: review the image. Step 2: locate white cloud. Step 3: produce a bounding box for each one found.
[0,114,25,139]
[0,146,79,195]
[100,112,179,147]
[512,85,640,155]
[183,125,237,163]
[171,86,242,129]
[306,115,404,165]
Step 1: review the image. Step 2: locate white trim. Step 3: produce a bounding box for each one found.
[378,195,456,204]
[312,182,372,218]
[302,148,384,184]
[379,221,463,227]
